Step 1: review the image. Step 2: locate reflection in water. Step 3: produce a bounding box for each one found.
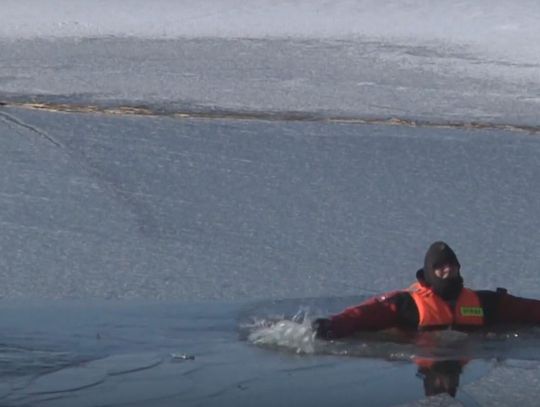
[245,309,540,402]
[414,358,466,398]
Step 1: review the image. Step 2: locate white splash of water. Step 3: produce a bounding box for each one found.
[246,308,316,354]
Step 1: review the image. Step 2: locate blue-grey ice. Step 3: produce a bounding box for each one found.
[1,0,540,127]
[1,1,540,406]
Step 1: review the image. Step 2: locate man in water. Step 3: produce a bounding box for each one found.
[313,241,540,339]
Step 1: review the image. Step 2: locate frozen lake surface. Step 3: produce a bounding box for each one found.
[1,106,540,406]
[2,1,540,127]
[2,36,539,129]
[1,107,540,301]
[1,1,540,405]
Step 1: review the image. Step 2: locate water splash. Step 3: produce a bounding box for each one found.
[245,308,316,354]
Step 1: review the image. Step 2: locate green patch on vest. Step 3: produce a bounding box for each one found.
[460,306,484,317]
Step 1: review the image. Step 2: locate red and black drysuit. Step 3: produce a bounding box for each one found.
[314,269,540,339]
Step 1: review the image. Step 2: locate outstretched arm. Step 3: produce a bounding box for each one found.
[313,291,415,339]
[497,290,540,324]
[478,289,540,325]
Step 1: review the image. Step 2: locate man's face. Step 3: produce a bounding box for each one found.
[433,263,459,279]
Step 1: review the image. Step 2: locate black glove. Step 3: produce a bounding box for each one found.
[311,318,334,340]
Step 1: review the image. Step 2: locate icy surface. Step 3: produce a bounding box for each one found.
[1,36,539,127]
[463,361,540,406]
[1,0,539,61]
[2,107,539,404]
[1,107,540,300]
[2,1,540,405]
[1,1,540,126]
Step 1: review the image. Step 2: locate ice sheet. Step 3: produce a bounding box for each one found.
[2,2,540,404]
[1,1,540,126]
[1,106,539,404]
[1,0,539,65]
[1,107,539,301]
[463,361,540,406]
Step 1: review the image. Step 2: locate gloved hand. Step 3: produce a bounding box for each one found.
[311,318,334,340]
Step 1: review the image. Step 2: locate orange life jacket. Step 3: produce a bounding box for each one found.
[408,283,484,329]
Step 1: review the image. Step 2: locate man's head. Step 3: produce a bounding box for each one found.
[423,241,463,300]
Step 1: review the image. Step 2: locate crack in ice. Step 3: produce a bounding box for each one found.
[0,110,63,148]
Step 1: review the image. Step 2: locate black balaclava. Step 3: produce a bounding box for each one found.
[423,241,463,301]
